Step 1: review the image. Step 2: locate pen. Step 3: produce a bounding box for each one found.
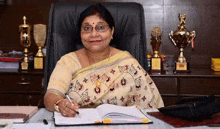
[65,94,80,115]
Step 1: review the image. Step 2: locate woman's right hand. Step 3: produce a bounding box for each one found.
[58,98,79,117]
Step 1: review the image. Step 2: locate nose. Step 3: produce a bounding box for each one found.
[90,28,98,37]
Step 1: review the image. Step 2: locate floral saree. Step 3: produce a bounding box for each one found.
[64,51,164,109]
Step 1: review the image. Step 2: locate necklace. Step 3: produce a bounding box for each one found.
[86,47,111,88]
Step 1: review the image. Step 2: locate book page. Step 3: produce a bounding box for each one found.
[54,108,102,125]
[97,104,149,119]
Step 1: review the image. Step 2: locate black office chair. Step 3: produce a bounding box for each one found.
[43,2,148,93]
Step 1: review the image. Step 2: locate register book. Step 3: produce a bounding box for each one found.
[0,106,38,123]
[54,104,152,125]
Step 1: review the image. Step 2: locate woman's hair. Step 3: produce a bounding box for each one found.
[77,3,115,31]
[75,3,115,46]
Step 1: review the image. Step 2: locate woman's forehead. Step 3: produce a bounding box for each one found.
[82,15,107,24]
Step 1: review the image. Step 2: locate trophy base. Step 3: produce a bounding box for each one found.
[174,62,191,73]
[150,57,164,74]
[34,56,45,70]
[20,60,34,71]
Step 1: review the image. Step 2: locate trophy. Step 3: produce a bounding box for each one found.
[19,16,32,71]
[33,24,46,69]
[169,14,196,73]
[150,26,163,73]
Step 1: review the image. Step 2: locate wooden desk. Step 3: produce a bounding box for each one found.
[0,70,44,106]
[150,68,220,106]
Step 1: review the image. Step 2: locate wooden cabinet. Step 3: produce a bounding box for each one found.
[150,68,220,106]
[0,70,44,106]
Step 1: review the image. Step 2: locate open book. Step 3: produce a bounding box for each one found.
[54,104,152,125]
[0,106,38,123]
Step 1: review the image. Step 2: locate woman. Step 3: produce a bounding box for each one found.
[44,3,164,117]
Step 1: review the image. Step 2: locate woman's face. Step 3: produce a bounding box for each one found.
[81,15,114,53]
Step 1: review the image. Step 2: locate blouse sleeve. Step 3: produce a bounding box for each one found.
[47,52,81,95]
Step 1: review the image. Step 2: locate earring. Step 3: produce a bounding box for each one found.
[111,35,113,39]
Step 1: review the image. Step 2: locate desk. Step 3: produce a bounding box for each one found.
[27,108,217,129]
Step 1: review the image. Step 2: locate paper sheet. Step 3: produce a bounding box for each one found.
[54,108,101,125]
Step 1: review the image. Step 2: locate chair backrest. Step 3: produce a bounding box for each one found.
[44,2,148,92]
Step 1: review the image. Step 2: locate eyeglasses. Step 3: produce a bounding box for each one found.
[81,24,110,33]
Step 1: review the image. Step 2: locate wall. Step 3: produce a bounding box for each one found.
[1,0,220,67]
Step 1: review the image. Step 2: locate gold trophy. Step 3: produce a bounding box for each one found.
[150,26,163,73]
[19,16,32,71]
[33,24,46,69]
[169,14,196,73]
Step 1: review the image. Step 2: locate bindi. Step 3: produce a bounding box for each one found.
[93,10,98,15]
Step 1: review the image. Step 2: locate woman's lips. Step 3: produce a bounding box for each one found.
[90,40,101,43]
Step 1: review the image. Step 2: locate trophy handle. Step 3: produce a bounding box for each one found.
[190,31,196,49]
[169,31,177,46]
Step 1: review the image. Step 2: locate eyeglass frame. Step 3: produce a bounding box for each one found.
[81,24,111,34]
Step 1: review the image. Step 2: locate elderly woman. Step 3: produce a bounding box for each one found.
[44,3,164,117]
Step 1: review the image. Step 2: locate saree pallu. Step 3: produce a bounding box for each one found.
[66,51,164,109]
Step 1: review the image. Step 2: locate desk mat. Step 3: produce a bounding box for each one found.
[147,112,220,127]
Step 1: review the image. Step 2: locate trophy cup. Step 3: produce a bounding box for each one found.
[150,26,163,73]
[169,14,196,73]
[19,16,32,71]
[33,24,46,69]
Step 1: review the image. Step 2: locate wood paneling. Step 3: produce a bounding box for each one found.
[151,77,177,94]
[180,78,220,95]
[1,0,220,67]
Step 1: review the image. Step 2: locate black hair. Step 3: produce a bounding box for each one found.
[78,3,115,31]
[75,3,115,46]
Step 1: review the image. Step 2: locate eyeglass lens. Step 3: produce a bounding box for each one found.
[81,25,109,33]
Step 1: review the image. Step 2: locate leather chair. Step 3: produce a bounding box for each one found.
[44,2,148,93]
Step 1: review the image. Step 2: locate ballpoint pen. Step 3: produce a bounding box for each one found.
[65,94,80,115]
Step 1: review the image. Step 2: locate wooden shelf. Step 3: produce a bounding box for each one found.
[150,67,220,106]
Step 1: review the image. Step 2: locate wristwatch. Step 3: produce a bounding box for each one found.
[54,99,64,112]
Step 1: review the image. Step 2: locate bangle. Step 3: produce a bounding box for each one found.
[52,92,63,98]
[54,98,64,112]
